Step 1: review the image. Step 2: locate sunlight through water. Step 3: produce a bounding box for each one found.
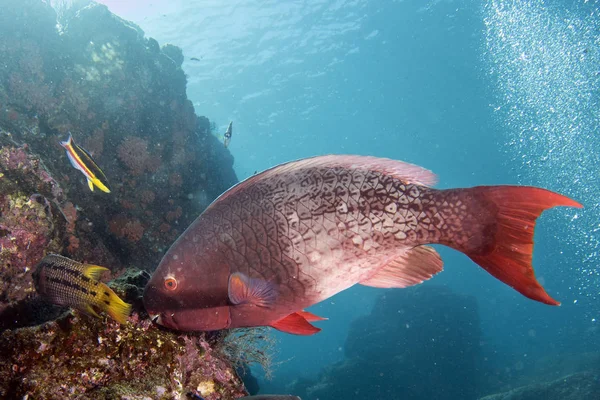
[484,0,600,303]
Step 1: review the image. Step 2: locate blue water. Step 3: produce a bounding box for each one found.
[99,0,599,396]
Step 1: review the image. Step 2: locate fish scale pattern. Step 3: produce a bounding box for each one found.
[201,159,482,304]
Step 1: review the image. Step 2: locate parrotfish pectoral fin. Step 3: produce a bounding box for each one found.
[87,178,94,192]
[271,312,322,335]
[228,272,277,307]
[360,245,443,288]
[82,264,110,280]
[464,186,583,306]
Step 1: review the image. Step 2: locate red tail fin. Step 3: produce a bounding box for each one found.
[465,186,582,305]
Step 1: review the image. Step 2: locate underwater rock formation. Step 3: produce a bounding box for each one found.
[0,0,237,272]
[292,286,484,400]
[0,311,248,399]
[0,1,252,398]
[478,371,600,400]
[0,141,67,319]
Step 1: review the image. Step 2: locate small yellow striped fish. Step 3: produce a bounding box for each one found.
[60,133,111,193]
[33,254,131,324]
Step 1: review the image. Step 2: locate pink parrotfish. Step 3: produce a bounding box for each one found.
[143,155,582,335]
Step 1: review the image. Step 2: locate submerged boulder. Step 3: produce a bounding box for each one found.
[293,286,484,400]
[478,371,600,400]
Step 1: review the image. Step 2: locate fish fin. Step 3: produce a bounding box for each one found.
[75,144,111,192]
[91,178,111,193]
[297,310,328,321]
[212,155,437,208]
[60,133,73,148]
[228,272,277,307]
[82,264,110,280]
[462,186,582,306]
[360,246,443,288]
[87,178,94,191]
[271,312,322,335]
[83,304,102,319]
[98,284,132,324]
[274,155,438,186]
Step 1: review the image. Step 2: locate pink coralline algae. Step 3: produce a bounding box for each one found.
[117,136,152,175]
[0,144,64,312]
[0,311,249,399]
[109,215,145,243]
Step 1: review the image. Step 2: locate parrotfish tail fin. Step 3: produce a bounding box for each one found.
[99,284,132,324]
[463,186,582,306]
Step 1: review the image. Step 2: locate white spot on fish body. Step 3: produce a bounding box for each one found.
[172,254,178,261]
[308,251,321,263]
[385,202,397,214]
[395,231,407,240]
[336,202,348,214]
[383,217,394,228]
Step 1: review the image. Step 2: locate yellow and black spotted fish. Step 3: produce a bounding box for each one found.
[33,254,131,324]
[60,133,111,193]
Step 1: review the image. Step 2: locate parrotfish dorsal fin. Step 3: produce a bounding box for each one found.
[359,245,444,288]
[271,312,321,335]
[228,272,277,307]
[211,155,438,209]
[82,264,109,281]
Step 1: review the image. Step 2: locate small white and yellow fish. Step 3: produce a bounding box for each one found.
[60,133,110,193]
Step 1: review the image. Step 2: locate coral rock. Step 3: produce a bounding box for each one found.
[0,313,248,399]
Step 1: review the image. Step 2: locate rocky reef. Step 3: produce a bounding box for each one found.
[0,0,236,317]
[478,371,600,400]
[0,0,258,398]
[290,286,484,400]
[0,0,237,277]
[0,311,248,399]
[477,352,600,400]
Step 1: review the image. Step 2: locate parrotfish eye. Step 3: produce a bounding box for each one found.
[164,277,178,291]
